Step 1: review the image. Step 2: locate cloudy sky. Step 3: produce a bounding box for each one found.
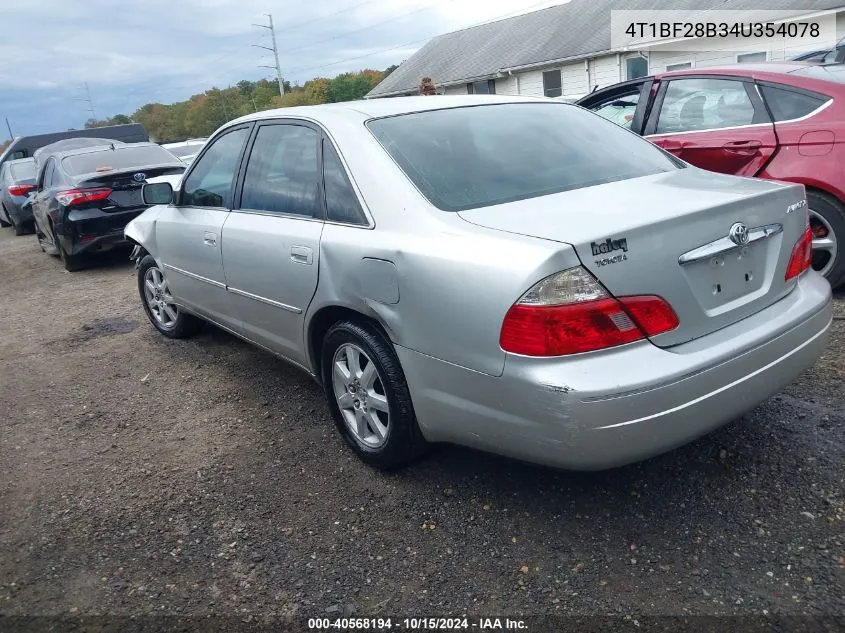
[0,0,563,137]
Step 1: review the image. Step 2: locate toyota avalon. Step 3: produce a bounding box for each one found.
[125,96,832,470]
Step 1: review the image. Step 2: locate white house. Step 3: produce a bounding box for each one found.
[367,0,845,100]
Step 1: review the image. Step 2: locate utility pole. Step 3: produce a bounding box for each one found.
[252,13,285,96]
[74,83,97,121]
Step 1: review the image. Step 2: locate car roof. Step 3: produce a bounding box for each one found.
[225,95,552,127]
[657,61,821,80]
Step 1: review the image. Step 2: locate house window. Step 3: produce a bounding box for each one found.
[467,80,496,94]
[626,56,648,80]
[542,70,562,97]
[666,61,692,71]
[737,51,767,63]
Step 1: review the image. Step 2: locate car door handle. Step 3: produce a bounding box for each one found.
[723,139,762,153]
[290,245,313,265]
[203,231,217,247]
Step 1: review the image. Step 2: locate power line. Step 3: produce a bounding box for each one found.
[282,0,381,32]
[253,14,285,96]
[283,4,435,56]
[285,0,562,75]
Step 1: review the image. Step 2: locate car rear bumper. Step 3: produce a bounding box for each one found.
[61,207,145,255]
[397,272,832,470]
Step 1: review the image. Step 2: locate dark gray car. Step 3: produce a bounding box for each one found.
[0,158,37,235]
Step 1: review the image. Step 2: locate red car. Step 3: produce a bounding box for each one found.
[577,62,845,287]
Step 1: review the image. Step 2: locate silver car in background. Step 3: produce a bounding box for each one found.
[125,96,832,471]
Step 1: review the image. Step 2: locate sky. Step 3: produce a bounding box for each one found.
[0,0,563,137]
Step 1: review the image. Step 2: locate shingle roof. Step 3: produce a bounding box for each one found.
[368,0,843,97]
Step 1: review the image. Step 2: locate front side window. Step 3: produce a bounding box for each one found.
[368,103,678,212]
[759,84,828,121]
[656,78,755,134]
[323,140,367,225]
[240,124,319,217]
[181,127,249,208]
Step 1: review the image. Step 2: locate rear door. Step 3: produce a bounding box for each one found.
[154,124,251,326]
[644,76,777,177]
[222,120,324,367]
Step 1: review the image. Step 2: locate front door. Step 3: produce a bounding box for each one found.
[222,121,323,367]
[154,125,251,326]
[644,76,777,177]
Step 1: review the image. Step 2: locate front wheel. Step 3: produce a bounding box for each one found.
[807,190,845,288]
[321,320,428,470]
[137,254,202,338]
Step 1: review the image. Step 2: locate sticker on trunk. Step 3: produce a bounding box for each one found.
[591,237,628,267]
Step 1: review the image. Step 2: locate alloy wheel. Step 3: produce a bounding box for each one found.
[143,266,178,330]
[809,209,838,278]
[331,343,391,448]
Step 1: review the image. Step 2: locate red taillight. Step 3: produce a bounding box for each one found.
[8,184,34,197]
[56,187,112,207]
[499,267,679,357]
[785,228,813,281]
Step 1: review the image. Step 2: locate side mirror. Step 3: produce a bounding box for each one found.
[142,182,174,205]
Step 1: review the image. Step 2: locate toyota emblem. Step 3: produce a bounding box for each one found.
[729,222,749,246]
[133,172,147,182]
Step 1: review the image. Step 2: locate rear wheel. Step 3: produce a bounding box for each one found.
[0,208,10,228]
[807,190,844,288]
[321,320,428,470]
[137,254,202,338]
[57,238,86,272]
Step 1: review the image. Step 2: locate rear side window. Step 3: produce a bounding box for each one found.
[656,78,756,133]
[10,161,36,181]
[323,140,367,225]
[367,103,678,212]
[63,145,179,176]
[240,124,320,217]
[759,85,828,121]
[43,159,56,187]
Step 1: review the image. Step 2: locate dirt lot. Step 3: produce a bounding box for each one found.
[0,227,843,623]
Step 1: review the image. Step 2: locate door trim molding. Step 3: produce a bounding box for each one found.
[227,286,302,314]
[163,263,226,289]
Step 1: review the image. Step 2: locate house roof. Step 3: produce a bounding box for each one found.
[367,0,843,97]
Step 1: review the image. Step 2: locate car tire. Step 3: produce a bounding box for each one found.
[321,320,428,470]
[137,254,202,338]
[57,238,86,272]
[11,215,27,237]
[0,209,10,228]
[807,190,845,288]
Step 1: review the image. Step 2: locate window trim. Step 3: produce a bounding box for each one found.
[232,119,325,222]
[665,60,694,72]
[40,158,56,190]
[177,122,254,208]
[736,51,768,63]
[644,75,771,137]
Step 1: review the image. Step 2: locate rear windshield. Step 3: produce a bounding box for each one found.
[62,145,179,175]
[10,160,36,180]
[166,145,203,158]
[367,103,679,211]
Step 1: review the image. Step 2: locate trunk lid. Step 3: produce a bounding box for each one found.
[458,168,809,347]
[77,165,184,212]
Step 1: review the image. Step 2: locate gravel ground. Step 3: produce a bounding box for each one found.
[0,227,843,623]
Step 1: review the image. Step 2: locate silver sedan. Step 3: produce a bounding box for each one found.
[125,96,832,470]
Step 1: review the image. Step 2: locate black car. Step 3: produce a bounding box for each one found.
[31,142,185,271]
[0,158,37,235]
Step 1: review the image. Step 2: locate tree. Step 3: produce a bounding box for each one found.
[0,139,10,153]
[383,64,398,77]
